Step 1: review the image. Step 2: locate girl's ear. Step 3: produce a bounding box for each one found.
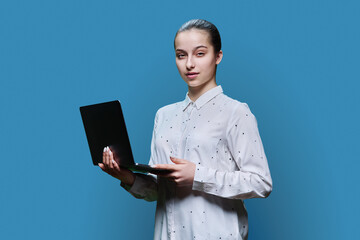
[216,50,223,65]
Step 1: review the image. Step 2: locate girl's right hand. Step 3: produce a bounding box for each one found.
[98,146,135,186]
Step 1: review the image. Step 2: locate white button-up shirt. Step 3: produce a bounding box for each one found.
[123,85,272,240]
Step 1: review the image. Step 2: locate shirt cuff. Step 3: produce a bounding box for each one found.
[120,173,157,199]
[192,164,217,193]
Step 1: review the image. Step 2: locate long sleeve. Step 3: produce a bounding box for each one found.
[120,110,160,202]
[125,86,270,239]
[122,173,158,201]
[192,103,272,199]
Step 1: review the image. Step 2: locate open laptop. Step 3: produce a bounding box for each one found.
[80,100,168,174]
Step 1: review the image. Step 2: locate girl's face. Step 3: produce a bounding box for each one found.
[175,29,223,89]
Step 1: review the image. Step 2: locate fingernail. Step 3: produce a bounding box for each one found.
[103,147,106,152]
[112,160,115,164]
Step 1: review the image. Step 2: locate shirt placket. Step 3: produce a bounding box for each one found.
[174,102,195,158]
[168,102,195,240]
[167,182,176,240]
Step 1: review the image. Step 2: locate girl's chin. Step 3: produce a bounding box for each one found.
[185,80,212,89]
[186,82,202,88]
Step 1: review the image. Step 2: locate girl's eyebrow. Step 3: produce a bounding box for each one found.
[176,45,208,52]
[193,45,208,50]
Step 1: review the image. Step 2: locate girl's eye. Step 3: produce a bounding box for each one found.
[177,53,186,59]
[197,52,205,56]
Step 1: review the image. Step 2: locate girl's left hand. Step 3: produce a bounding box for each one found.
[153,157,196,187]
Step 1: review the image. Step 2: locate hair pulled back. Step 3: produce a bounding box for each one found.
[174,19,222,53]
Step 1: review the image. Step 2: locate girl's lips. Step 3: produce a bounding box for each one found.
[186,72,199,79]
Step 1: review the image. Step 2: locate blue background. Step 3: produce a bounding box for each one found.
[1,0,359,239]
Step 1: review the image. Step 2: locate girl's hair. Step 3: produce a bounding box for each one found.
[174,19,222,53]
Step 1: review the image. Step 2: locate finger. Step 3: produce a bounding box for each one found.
[104,146,110,167]
[99,163,111,174]
[153,164,177,171]
[174,177,181,184]
[159,172,178,180]
[155,171,171,177]
[170,156,187,164]
[102,148,107,165]
[108,149,114,169]
[98,163,105,171]
[112,160,121,172]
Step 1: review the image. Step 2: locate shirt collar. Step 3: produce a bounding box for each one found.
[182,85,223,111]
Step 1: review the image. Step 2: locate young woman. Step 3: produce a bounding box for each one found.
[99,19,272,240]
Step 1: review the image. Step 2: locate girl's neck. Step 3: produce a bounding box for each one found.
[187,80,217,102]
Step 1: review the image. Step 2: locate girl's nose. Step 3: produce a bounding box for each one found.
[186,57,195,69]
